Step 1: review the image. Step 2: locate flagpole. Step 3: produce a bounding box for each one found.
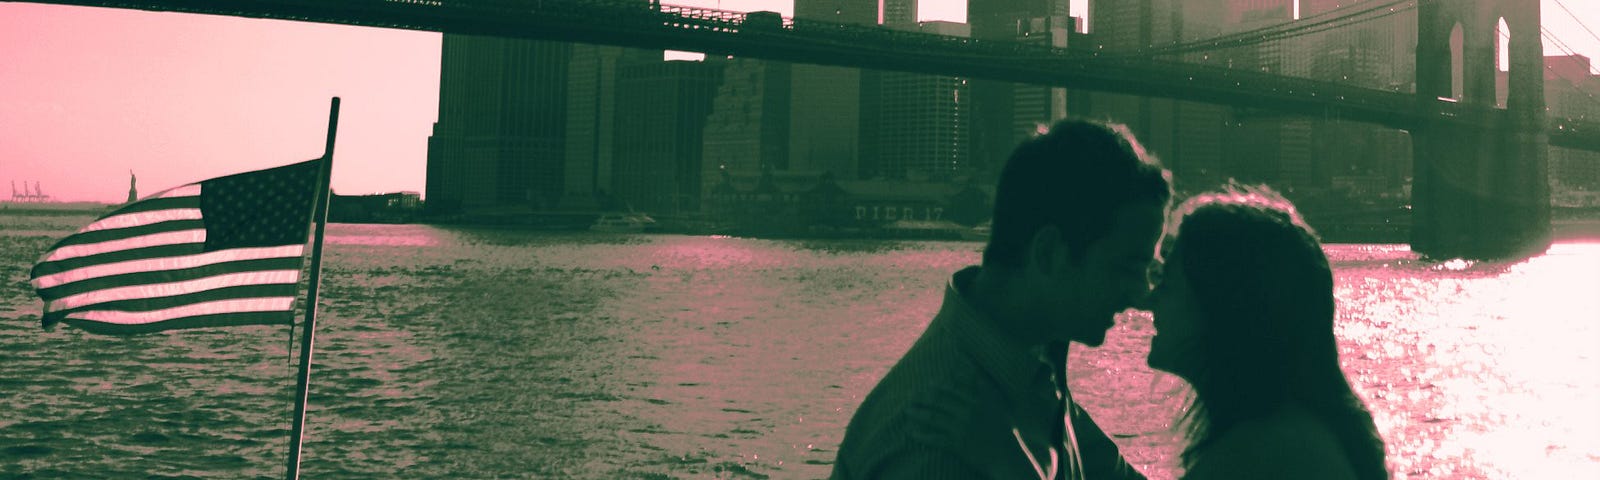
[287,97,339,480]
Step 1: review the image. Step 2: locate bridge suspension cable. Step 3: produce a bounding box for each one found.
[1536,26,1600,111]
[1091,0,1420,61]
[1550,0,1600,46]
[1493,27,1600,112]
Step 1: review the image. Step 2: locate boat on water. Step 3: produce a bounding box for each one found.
[959,221,992,242]
[590,212,658,233]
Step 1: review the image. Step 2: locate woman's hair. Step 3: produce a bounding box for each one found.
[1163,183,1387,479]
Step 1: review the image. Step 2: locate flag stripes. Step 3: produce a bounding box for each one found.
[68,297,296,324]
[34,247,304,291]
[50,284,300,323]
[28,158,323,334]
[43,229,208,263]
[53,219,205,249]
[79,209,204,234]
[101,194,201,217]
[48,270,302,311]
[32,244,206,278]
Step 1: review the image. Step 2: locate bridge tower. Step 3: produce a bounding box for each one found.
[1411,0,1547,258]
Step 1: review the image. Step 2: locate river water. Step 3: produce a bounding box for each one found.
[2,214,1597,479]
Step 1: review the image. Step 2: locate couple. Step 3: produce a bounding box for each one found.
[831,119,1388,479]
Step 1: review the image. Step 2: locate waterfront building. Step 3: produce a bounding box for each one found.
[704,169,993,237]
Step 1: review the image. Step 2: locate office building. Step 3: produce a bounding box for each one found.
[427,35,571,213]
[783,0,877,180]
[562,45,661,210]
[869,21,973,182]
[613,59,724,214]
[701,58,792,199]
[969,0,1073,180]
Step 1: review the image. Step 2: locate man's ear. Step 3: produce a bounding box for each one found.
[1026,225,1066,274]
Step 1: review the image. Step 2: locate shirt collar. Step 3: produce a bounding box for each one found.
[932,266,1055,405]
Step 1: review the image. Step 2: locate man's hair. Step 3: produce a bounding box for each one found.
[981,119,1173,267]
[1164,184,1388,480]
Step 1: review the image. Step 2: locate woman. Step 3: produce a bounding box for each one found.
[1146,184,1389,479]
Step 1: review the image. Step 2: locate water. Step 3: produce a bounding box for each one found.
[2,214,1598,479]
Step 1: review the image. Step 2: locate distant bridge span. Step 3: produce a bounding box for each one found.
[18,0,1599,144]
[12,0,1600,258]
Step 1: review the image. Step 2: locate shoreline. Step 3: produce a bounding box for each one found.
[8,206,1598,243]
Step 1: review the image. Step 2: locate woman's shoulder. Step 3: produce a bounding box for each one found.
[1185,403,1359,480]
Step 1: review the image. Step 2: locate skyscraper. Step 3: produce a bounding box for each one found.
[613,59,724,214]
[970,0,1070,39]
[1011,16,1073,144]
[788,0,878,179]
[870,21,973,182]
[427,35,571,213]
[969,0,1073,180]
[701,58,792,198]
[1287,0,1417,194]
[1088,0,1235,192]
[562,45,660,210]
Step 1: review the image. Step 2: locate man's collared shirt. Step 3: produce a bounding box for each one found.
[830,266,1145,480]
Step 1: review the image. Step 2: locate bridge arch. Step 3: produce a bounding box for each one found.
[1417,1,1529,108]
[1496,16,1509,108]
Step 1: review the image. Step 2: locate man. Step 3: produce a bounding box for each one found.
[831,119,1170,480]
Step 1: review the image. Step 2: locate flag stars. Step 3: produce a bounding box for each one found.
[201,160,321,251]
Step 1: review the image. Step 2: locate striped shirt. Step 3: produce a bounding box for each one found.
[831,266,1145,480]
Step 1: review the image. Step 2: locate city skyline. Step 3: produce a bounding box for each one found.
[2,0,1597,203]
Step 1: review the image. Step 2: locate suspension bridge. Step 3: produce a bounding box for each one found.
[8,0,1600,257]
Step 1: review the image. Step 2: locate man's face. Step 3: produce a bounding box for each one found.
[1042,202,1166,346]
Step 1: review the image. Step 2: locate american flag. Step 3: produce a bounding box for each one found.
[29,159,325,335]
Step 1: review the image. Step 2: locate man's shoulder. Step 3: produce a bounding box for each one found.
[835,341,1005,474]
[843,337,992,437]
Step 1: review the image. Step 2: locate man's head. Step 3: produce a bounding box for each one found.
[981,119,1173,346]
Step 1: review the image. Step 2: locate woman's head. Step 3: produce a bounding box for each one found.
[1147,184,1387,478]
[1147,184,1335,390]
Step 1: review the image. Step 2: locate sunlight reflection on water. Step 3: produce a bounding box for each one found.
[2,218,1597,479]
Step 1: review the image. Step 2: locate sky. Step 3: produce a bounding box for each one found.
[1,0,1596,203]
